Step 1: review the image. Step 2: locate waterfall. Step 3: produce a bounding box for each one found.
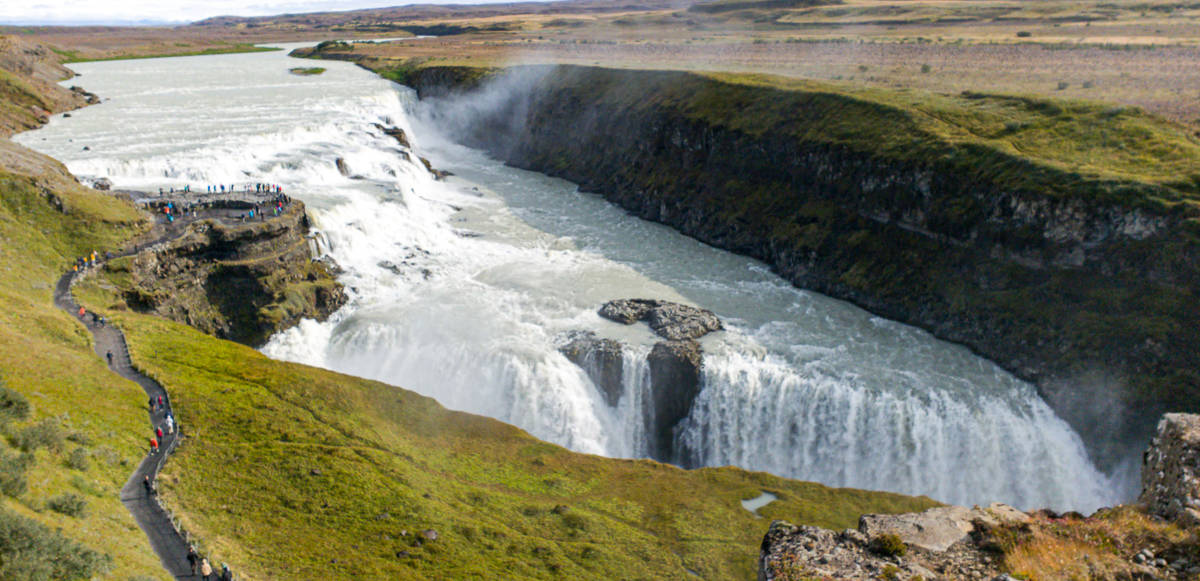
[14,45,1126,513]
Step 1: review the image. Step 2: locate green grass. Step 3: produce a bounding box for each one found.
[72,278,938,579]
[0,168,167,579]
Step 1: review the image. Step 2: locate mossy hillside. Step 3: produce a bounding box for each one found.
[0,68,50,136]
[0,170,167,579]
[74,278,938,579]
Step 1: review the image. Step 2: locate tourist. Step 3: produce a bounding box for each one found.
[158,395,164,408]
[156,426,163,441]
[106,351,113,366]
[200,558,213,580]
[143,475,155,496]
[187,546,199,575]
[149,396,155,411]
[220,562,232,581]
[78,306,85,318]
[165,414,174,434]
[149,436,158,454]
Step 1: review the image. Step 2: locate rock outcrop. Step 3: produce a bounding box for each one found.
[111,201,346,346]
[646,339,702,462]
[760,504,1029,581]
[558,331,624,406]
[557,300,722,463]
[1139,413,1200,527]
[598,298,723,341]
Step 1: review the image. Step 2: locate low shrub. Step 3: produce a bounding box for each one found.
[0,452,30,497]
[0,506,112,578]
[0,384,30,425]
[15,418,64,453]
[869,533,907,557]
[66,447,89,472]
[46,493,87,518]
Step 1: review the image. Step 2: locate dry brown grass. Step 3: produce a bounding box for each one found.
[987,507,1200,581]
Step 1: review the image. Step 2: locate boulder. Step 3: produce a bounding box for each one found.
[859,504,1029,553]
[92,177,112,191]
[335,157,350,177]
[1139,413,1200,527]
[558,331,625,406]
[598,298,723,340]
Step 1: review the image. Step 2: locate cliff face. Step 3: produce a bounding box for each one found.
[109,202,346,346]
[406,65,1200,469]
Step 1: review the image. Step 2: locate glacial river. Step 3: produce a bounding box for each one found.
[16,43,1124,511]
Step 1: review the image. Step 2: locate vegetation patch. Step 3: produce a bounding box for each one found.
[289,67,326,76]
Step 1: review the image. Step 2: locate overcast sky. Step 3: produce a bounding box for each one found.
[0,0,526,25]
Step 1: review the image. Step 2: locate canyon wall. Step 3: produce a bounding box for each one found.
[404,64,1200,470]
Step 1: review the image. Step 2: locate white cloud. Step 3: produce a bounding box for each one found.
[0,0,531,25]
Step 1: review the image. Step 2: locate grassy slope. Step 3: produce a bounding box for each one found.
[0,164,166,578]
[67,282,937,579]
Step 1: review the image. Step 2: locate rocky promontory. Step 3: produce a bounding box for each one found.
[560,299,723,463]
[106,200,346,346]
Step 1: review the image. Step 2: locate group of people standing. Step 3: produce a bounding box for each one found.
[73,249,109,272]
[204,182,285,195]
[148,395,174,455]
[187,545,233,580]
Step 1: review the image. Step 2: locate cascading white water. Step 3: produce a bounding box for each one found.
[15,42,1126,512]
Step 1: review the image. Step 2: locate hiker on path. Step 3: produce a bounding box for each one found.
[158,395,164,408]
[187,546,199,575]
[78,306,85,318]
[106,351,113,366]
[142,475,155,496]
[149,436,158,454]
[165,414,175,434]
[201,558,213,580]
[155,426,163,441]
[149,396,155,411]
[220,562,232,581]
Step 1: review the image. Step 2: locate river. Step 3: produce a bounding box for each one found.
[15,42,1124,511]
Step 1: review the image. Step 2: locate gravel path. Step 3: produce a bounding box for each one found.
[50,199,285,579]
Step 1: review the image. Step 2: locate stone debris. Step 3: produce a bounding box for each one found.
[860,503,1030,552]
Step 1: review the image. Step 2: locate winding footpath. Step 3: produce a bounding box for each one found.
[51,198,280,579]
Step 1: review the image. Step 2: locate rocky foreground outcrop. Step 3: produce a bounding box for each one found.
[1140,413,1200,527]
[109,201,346,346]
[559,299,722,463]
[759,504,1027,581]
[762,413,1200,581]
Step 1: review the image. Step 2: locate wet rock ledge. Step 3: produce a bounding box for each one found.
[106,201,346,346]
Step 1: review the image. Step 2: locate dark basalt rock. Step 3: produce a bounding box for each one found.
[646,339,703,463]
[558,331,625,406]
[599,298,723,341]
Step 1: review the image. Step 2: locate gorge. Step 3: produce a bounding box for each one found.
[15,44,1132,514]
